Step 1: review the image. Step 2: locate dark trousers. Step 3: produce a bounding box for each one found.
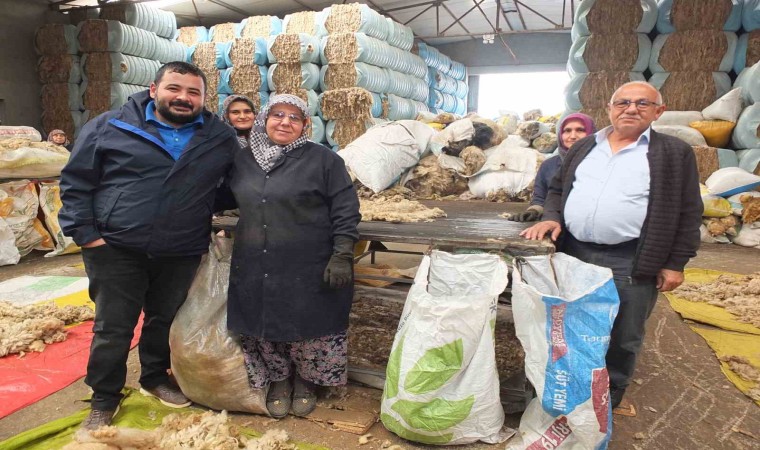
[81,244,201,410]
[562,234,659,398]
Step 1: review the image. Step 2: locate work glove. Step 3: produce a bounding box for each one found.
[323,235,355,289]
[508,205,543,222]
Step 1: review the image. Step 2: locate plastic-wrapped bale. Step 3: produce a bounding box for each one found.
[78,20,186,63]
[565,71,645,112]
[204,70,220,113]
[428,89,460,113]
[309,115,326,143]
[267,33,320,64]
[320,33,427,79]
[319,62,389,93]
[732,104,760,149]
[385,18,414,51]
[449,60,466,81]
[415,42,452,73]
[229,38,268,67]
[35,23,78,55]
[80,53,160,86]
[240,16,282,39]
[41,83,80,113]
[691,146,722,183]
[37,55,81,84]
[99,2,177,39]
[81,82,146,118]
[272,89,319,117]
[209,22,241,43]
[42,110,83,139]
[218,66,268,95]
[568,34,651,75]
[427,67,459,96]
[649,31,736,72]
[572,0,657,39]
[735,60,760,106]
[386,95,418,121]
[176,26,210,46]
[190,42,217,70]
[283,10,327,36]
[737,148,760,174]
[150,38,188,65]
[649,71,732,111]
[323,4,389,41]
[386,70,429,102]
[321,88,374,148]
[745,0,760,31]
[267,63,318,92]
[734,31,760,73]
[656,0,742,33]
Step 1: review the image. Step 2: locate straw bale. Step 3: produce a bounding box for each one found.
[228,38,255,67]
[40,83,71,113]
[323,33,359,64]
[229,66,262,97]
[212,23,237,43]
[269,34,303,64]
[585,0,643,35]
[285,11,318,35]
[325,4,362,34]
[35,24,72,55]
[271,63,302,92]
[321,88,373,120]
[658,30,728,72]
[324,64,358,90]
[205,93,218,114]
[660,71,718,111]
[77,20,109,53]
[691,146,720,184]
[98,4,126,22]
[38,55,77,84]
[241,16,272,39]
[333,118,369,148]
[82,81,111,114]
[81,52,112,82]
[578,71,637,109]
[176,27,201,46]
[579,108,611,129]
[191,42,216,71]
[748,30,760,69]
[42,112,75,138]
[670,0,733,31]
[272,88,309,105]
[584,34,640,72]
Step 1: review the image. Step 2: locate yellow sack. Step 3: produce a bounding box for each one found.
[427,122,446,131]
[689,120,735,148]
[702,193,732,217]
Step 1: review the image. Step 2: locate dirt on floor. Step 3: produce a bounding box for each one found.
[1,241,759,449]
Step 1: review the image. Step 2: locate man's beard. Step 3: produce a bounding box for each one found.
[157,98,201,124]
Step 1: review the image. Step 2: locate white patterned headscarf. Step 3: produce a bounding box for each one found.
[248,94,310,172]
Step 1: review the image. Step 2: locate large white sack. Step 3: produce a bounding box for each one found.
[705,167,760,197]
[338,120,435,193]
[170,237,268,414]
[732,103,760,149]
[507,253,619,450]
[730,222,760,248]
[0,218,20,267]
[429,118,474,154]
[652,125,707,146]
[653,111,704,127]
[702,88,744,123]
[734,62,760,105]
[737,148,760,174]
[380,251,510,445]
[468,144,541,198]
[0,126,41,142]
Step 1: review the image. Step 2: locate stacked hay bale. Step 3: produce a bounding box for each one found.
[215,38,270,115]
[319,3,428,149]
[189,42,220,112]
[417,43,468,116]
[35,24,83,138]
[565,0,657,127]
[648,0,741,111]
[175,26,210,47]
[77,16,188,122]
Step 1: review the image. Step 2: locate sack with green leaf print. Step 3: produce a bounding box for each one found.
[380,250,512,445]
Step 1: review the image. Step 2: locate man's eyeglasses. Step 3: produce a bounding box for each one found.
[610,99,661,110]
[268,111,304,123]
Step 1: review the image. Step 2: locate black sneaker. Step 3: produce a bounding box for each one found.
[80,406,120,430]
[140,384,192,408]
[266,378,293,419]
[292,375,318,417]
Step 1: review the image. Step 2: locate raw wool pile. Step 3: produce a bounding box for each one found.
[703,215,739,237]
[523,109,542,121]
[403,155,470,199]
[460,146,486,176]
[359,196,446,223]
[321,88,374,148]
[719,355,760,401]
[486,188,533,203]
[441,120,500,157]
[0,180,54,255]
[0,300,94,357]
[284,11,318,34]
[692,146,721,184]
[0,138,70,179]
[531,132,558,153]
[212,23,238,43]
[191,43,220,112]
[355,182,415,200]
[741,194,760,224]
[64,410,296,450]
[673,272,760,327]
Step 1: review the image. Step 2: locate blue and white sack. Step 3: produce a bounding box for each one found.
[507,253,620,450]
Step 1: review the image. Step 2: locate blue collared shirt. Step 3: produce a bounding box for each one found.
[564,126,651,245]
[145,101,203,160]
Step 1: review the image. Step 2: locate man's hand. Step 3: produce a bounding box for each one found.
[508,208,542,222]
[656,269,684,292]
[520,220,562,241]
[82,238,106,248]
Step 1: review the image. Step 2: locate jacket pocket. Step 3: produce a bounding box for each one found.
[97,189,123,230]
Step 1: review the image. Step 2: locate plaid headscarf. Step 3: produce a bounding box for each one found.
[47,129,69,146]
[248,94,310,172]
[221,94,256,148]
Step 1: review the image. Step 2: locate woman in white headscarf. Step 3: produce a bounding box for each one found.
[218,94,361,419]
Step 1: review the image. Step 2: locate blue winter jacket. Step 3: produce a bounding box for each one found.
[59,90,237,257]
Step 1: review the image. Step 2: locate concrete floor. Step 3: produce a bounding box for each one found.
[0,241,759,449]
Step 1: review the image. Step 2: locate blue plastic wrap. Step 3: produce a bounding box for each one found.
[745,0,760,31]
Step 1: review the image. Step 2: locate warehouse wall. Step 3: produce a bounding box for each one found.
[0,0,65,129]
[436,32,571,74]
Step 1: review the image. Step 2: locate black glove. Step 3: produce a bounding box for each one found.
[508,206,543,222]
[323,236,355,289]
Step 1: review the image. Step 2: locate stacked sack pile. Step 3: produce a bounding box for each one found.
[76,3,188,123]
[416,43,468,116]
[34,23,83,139]
[733,1,760,175]
[318,3,429,149]
[566,0,657,127]
[269,11,326,144]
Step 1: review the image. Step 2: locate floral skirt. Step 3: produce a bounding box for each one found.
[240,331,348,389]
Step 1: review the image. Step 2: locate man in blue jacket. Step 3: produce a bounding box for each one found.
[59,61,237,430]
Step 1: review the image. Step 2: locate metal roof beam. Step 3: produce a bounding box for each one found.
[440,0,485,35]
[515,0,561,28]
